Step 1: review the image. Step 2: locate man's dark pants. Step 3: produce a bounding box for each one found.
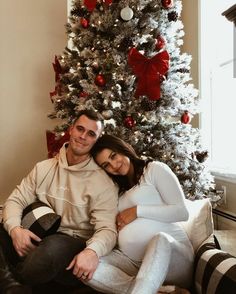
[0,223,86,286]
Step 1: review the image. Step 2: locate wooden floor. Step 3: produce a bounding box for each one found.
[32,282,99,294]
[214,229,236,256]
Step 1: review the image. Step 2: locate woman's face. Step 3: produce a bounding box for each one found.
[95,148,131,176]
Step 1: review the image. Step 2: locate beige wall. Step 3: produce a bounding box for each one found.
[0,0,67,202]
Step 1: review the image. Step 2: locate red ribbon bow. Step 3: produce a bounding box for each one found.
[128,48,170,100]
[84,0,112,12]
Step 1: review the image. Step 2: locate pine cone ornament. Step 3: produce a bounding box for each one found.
[91,62,102,74]
[176,68,190,73]
[119,37,133,51]
[195,151,209,163]
[71,7,88,17]
[168,11,178,22]
[118,80,129,91]
[141,99,158,111]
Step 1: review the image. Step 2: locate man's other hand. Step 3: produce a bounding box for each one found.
[10,226,42,257]
[66,248,99,280]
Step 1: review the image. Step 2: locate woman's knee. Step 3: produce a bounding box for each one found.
[150,232,173,252]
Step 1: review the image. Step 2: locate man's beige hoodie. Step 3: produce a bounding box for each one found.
[3,144,118,257]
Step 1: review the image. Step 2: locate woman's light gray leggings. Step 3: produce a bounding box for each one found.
[86,232,194,294]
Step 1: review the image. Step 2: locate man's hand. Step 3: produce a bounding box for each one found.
[66,248,99,281]
[10,226,42,257]
[116,206,137,231]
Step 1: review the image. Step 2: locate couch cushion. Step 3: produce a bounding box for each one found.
[179,199,214,252]
[194,235,236,294]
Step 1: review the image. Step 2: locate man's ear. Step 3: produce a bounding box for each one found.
[69,124,73,135]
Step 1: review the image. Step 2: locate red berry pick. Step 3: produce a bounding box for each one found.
[156,35,166,51]
[124,116,135,128]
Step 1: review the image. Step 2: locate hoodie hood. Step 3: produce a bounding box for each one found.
[58,143,101,172]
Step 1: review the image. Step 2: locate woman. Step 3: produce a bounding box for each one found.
[86,134,194,294]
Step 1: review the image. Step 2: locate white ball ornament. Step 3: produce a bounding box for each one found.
[120,6,134,21]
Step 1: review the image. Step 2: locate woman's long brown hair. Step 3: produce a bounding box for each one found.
[91,134,152,194]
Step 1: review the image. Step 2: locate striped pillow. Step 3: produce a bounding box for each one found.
[194,235,236,294]
[21,201,61,241]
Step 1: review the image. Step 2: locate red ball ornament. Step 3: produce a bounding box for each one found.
[181,111,191,124]
[124,116,135,129]
[80,17,89,28]
[156,35,166,50]
[161,0,174,9]
[95,74,106,87]
[79,91,88,98]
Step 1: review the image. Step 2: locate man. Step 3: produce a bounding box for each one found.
[0,109,118,293]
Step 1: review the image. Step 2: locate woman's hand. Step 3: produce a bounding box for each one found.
[116,206,137,231]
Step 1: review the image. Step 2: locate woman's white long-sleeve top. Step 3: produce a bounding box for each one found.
[118,161,192,261]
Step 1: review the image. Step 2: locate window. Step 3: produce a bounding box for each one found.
[200,0,236,181]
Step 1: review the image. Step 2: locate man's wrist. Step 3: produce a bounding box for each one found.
[84,248,98,258]
[10,225,23,236]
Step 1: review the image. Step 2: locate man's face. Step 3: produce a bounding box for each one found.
[69,115,103,157]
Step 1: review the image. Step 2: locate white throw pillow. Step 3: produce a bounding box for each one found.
[179,199,214,252]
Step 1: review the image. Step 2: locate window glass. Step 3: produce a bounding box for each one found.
[200,0,236,175]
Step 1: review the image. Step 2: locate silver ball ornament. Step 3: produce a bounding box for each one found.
[120,6,134,21]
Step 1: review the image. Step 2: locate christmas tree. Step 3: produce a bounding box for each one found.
[48,0,221,204]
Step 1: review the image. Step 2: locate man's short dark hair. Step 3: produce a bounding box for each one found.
[73,109,104,128]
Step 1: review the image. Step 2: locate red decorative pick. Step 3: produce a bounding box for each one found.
[84,0,112,12]
[128,48,170,100]
[52,55,63,82]
[156,35,166,51]
[124,116,135,129]
[50,56,64,100]
[46,130,70,158]
[50,85,62,100]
